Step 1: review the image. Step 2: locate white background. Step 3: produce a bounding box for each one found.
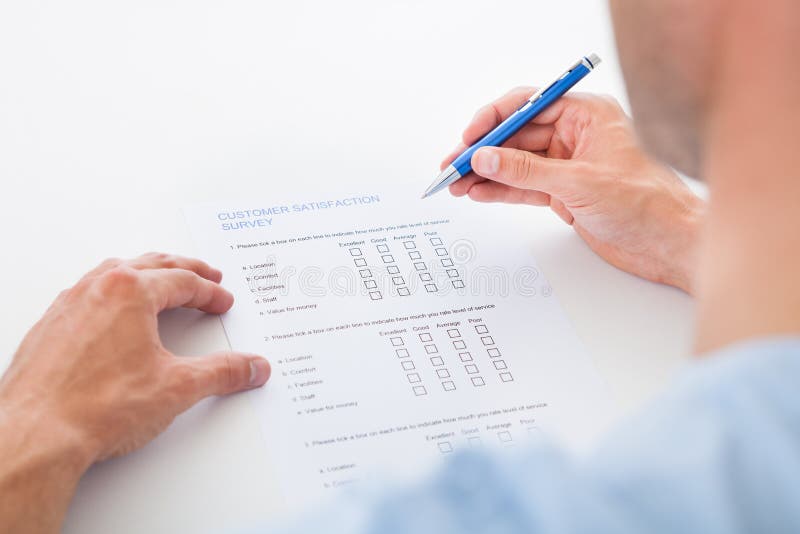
[0,1,695,533]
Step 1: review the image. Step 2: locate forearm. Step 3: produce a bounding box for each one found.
[0,403,92,534]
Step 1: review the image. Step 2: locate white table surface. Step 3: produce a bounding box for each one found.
[0,1,696,532]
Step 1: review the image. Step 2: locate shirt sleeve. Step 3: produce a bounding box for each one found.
[271,338,800,534]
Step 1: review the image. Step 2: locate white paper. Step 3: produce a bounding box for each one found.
[185,189,613,510]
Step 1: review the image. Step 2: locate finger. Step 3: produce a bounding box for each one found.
[449,174,486,197]
[550,197,575,225]
[462,87,534,146]
[139,268,234,314]
[129,252,223,283]
[170,352,271,406]
[471,146,587,196]
[81,253,223,284]
[466,180,551,206]
[440,142,467,170]
[462,88,582,147]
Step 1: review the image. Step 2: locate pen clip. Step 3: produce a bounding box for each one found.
[527,59,583,103]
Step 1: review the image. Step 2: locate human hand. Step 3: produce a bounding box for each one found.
[0,253,271,533]
[1,252,271,462]
[444,89,704,293]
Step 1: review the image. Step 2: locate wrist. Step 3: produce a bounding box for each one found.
[0,398,94,534]
[659,194,705,294]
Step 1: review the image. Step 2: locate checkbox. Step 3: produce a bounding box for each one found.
[419,272,432,281]
[387,265,400,274]
[468,436,482,446]
[354,258,367,267]
[493,360,507,370]
[442,380,456,391]
[441,258,454,267]
[407,373,421,384]
[459,352,473,362]
[392,276,405,285]
[436,368,451,379]
[359,269,372,278]
[498,431,512,442]
[398,287,410,296]
[430,237,443,246]
[404,241,416,249]
[452,280,465,289]
[447,328,460,338]
[376,244,389,253]
[413,385,427,396]
[424,344,438,354]
[452,340,466,350]
[481,336,495,346]
[475,325,489,334]
[464,364,479,374]
[414,262,426,271]
[382,254,395,263]
[487,348,501,358]
[438,441,453,453]
[408,251,422,260]
[435,248,447,256]
[390,337,404,346]
[430,356,444,366]
[471,376,486,387]
[401,360,415,371]
[369,291,383,300]
[500,372,514,382]
[425,283,438,293]
[349,247,362,256]
[446,269,458,278]
[364,280,377,289]
[396,348,409,358]
[419,333,433,342]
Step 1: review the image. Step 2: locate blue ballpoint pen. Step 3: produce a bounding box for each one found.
[421,53,601,198]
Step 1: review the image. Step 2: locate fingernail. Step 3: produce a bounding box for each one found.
[249,358,271,386]
[473,148,499,176]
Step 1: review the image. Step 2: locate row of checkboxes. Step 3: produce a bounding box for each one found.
[474,322,514,383]
[378,244,411,297]
[391,335,429,396]
[437,431,515,453]
[403,242,438,293]
[350,247,384,301]
[447,326,487,388]
[427,238,466,290]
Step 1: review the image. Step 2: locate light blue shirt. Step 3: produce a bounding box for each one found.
[274,338,800,533]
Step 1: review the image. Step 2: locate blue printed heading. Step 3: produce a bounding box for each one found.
[217,195,381,231]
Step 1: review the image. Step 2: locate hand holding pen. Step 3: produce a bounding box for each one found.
[431,62,705,294]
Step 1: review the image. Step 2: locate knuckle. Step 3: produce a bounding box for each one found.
[144,251,174,264]
[98,257,123,270]
[510,152,535,185]
[98,266,142,295]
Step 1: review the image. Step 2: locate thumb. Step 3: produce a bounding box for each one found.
[471,146,588,195]
[175,352,271,403]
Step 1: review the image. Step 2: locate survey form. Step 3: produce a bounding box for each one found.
[185,190,614,511]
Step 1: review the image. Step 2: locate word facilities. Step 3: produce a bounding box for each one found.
[185,188,613,511]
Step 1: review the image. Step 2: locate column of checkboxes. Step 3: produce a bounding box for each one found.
[391,335,426,396]
[350,246,382,300]
[419,332,455,391]
[429,237,465,289]
[449,327,485,387]
[377,243,410,296]
[475,323,513,382]
[405,240,437,293]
